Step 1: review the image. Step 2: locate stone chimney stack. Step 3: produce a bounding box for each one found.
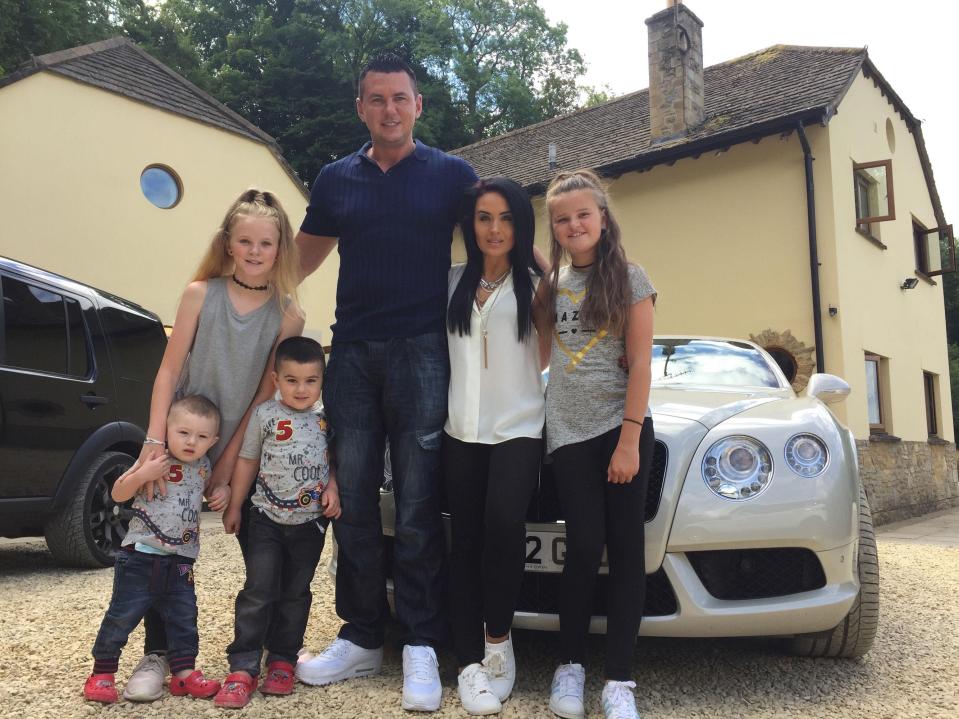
[646,1,705,144]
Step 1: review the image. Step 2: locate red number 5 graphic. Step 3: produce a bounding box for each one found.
[276,419,293,441]
[168,464,184,483]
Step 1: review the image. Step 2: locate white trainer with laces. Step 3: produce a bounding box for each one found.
[457,663,502,716]
[402,645,442,711]
[122,653,168,702]
[602,680,640,719]
[295,637,383,686]
[482,633,515,702]
[549,662,586,719]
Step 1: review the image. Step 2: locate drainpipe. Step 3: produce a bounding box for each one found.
[796,121,826,374]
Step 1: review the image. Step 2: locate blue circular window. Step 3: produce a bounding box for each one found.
[140,165,182,208]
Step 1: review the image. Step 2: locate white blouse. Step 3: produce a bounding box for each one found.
[445,264,545,444]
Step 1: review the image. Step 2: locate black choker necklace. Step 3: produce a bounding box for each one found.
[232,274,270,291]
[571,262,594,269]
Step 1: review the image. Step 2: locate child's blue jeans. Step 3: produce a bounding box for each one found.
[92,548,198,674]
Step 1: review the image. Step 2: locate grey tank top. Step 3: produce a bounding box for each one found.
[176,277,283,462]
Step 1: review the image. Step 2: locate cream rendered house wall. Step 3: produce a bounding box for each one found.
[823,72,953,442]
[0,71,339,343]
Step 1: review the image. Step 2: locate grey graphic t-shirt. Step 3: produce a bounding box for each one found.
[240,399,331,525]
[546,264,657,455]
[122,456,209,559]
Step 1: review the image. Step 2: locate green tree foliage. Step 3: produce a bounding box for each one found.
[0,0,589,180]
[581,83,615,109]
[163,0,471,175]
[445,0,584,142]
[0,0,114,75]
[942,269,959,440]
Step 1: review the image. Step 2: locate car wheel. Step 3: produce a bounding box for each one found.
[786,482,879,657]
[44,451,135,568]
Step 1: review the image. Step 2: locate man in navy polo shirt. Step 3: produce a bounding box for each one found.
[294,54,478,712]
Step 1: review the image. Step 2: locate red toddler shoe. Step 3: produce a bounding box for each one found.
[83,673,118,703]
[260,661,295,695]
[170,670,221,699]
[214,672,258,709]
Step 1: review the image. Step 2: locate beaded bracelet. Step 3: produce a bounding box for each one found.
[143,437,165,446]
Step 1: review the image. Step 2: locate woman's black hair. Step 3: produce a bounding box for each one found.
[448,177,542,342]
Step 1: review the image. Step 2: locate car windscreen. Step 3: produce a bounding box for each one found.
[651,339,782,388]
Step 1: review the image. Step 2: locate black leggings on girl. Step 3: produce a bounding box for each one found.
[552,419,655,681]
[443,432,542,667]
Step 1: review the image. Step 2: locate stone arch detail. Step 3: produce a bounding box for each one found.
[749,328,817,392]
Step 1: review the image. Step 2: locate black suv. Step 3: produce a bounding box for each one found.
[0,256,166,567]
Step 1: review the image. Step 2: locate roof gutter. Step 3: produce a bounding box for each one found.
[796,120,826,374]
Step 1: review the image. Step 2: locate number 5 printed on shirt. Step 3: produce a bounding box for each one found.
[275,419,293,441]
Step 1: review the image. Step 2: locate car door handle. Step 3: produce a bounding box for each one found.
[80,393,110,407]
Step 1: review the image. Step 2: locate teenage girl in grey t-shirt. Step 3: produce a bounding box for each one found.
[543,170,656,719]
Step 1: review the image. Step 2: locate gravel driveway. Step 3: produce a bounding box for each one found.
[1,523,956,719]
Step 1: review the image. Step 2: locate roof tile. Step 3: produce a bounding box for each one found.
[47,42,262,142]
[452,45,866,189]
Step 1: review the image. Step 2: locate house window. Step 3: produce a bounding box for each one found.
[853,160,895,236]
[864,353,886,433]
[913,221,956,277]
[140,165,182,209]
[923,372,938,437]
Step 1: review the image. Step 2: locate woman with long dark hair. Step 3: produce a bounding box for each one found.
[445,177,549,715]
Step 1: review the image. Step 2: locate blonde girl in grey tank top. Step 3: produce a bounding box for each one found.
[132,189,304,666]
[139,189,303,486]
[176,277,282,463]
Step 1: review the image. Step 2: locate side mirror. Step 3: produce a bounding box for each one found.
[806,373,850,404]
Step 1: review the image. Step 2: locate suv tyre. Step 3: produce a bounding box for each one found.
[44,451,135,567]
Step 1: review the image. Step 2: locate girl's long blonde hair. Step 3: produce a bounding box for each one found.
[545,170,632,336]
[192,188,300,313]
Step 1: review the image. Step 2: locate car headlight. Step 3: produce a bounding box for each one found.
[702,436,774,500]
[784,433,828,477]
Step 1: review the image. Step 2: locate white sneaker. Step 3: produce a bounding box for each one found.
[457,663,502,716]
[602,680,640,719]
[549,663,586,719]
[295,637,383,686]
[122,654,168,702]
[402,645,442,712]
[482,634,515,702]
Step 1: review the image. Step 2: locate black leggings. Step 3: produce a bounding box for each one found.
[552,419,655,681]
[443,432,542,667]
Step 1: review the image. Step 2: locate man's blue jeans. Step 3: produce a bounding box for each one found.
[324,332,448,649]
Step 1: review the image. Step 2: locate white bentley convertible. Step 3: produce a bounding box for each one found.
[373,336,879,657]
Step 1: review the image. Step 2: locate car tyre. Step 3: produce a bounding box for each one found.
[786,482,879,657]
[44,451,135,568]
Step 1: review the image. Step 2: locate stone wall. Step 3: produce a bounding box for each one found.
[645,4,704,143]
[857,438,959,525]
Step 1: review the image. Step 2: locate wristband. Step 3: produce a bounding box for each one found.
[622,418,643,427]
[143,437,165,446]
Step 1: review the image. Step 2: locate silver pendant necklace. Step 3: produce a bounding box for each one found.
[479,269,510,292]
[478,282,506,369]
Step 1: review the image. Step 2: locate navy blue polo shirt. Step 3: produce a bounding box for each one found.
[302,140,478,342]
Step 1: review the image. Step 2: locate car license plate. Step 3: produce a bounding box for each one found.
[524,530,608,574]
